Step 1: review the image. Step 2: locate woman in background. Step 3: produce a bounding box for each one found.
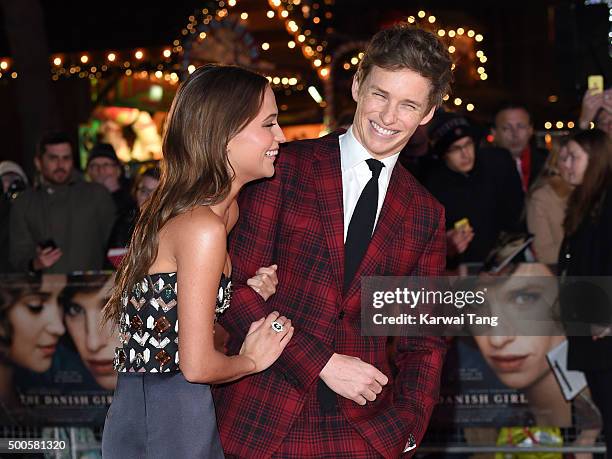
[107,165,161,254]
[133,164,161,210]
[559,129,612,456]
[526,142,573,264]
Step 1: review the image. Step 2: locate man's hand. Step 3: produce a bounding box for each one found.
[319,353,388,405]
[32,246,62,271]
[446,228,474,258]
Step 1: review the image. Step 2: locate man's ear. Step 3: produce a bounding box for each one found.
[34,156,42,173]
[419,105,436,126]
[351,74,361,103]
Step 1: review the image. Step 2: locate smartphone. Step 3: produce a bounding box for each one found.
[39,238,58,250]
[588,75,604,94]
[454,218,471,231]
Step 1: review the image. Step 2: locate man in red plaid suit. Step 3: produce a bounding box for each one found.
[214,25,453,458]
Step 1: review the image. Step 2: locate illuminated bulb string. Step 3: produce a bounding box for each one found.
[583,0,612,56]
[406,9,486,113]
[0,0,335,84]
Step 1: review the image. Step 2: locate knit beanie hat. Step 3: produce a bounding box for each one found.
[428,111,474,158]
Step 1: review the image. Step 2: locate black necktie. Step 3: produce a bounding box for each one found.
[317,158,384,414]
[343,158,384,292]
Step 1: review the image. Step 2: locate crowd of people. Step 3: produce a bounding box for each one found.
[2,90,610,278]
[1,135,160,275]
[0,21,611,458]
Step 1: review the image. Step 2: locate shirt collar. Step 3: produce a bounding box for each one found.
[339,125,400,173]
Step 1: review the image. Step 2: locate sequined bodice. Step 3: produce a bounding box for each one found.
[114,272,232,373]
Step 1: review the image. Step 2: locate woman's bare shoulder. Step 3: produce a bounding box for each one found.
[165,207,225,245]
[156,207,226,269]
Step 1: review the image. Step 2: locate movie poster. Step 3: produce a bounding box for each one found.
[428,263,603,448]
[0,273,116,427]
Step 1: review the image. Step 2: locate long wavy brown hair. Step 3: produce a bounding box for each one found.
[563,129,612,236]
[103,64,268,325]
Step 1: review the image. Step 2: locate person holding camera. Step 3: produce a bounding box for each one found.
[9,132,115,274]
[0,161,29,273]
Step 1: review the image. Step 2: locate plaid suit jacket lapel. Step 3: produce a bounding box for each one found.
[344,164,411,303]
[312,134,345,296]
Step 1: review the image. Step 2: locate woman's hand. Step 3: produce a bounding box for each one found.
[247,264,278,301]
[240,311,293,373]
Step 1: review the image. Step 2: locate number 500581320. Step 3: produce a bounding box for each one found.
[4,439,67,452]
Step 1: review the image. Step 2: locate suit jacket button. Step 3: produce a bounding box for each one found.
[338,311,345,320]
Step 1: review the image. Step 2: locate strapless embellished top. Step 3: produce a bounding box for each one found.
[113,272,232,373]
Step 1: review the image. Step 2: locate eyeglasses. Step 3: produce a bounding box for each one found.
[136,185,156,197]
[447,139,474,155]
[88,162,118,171]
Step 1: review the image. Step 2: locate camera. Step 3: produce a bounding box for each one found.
[5,177,26,200]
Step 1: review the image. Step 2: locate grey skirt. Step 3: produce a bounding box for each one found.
[102,372,224,459]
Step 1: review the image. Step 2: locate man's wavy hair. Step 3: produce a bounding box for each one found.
[356,24,453,110]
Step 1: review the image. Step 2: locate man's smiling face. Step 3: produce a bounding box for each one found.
[351,66,435,159]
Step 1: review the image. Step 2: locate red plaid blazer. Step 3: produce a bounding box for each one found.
[214,131,447,458]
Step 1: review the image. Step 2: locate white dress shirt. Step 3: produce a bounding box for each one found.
[339,126,400,242]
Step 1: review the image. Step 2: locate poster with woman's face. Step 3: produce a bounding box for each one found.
[62,274,118,391]
[430,263,600,429]
[0,273,118,426]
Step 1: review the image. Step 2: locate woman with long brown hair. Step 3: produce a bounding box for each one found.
[102,64,293,458]
[558,128,612,456]
[526,141,573,264]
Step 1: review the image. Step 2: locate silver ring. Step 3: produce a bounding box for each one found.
[271,320,284,333]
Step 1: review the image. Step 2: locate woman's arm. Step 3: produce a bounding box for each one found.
[174,210,292,384]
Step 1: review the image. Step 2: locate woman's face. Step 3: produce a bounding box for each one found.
[473,263,565,390]
[564,140,589,186]
[135,175,159,209]
[8,275,66,372]
[227,85,286,185]
[64,276,118,390]
[557,145,571,184]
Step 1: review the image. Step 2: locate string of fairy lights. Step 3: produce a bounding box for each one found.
[0,45,183,85]
[0,2,599,130]
[265,0,334,80]
[0,0,331,90]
